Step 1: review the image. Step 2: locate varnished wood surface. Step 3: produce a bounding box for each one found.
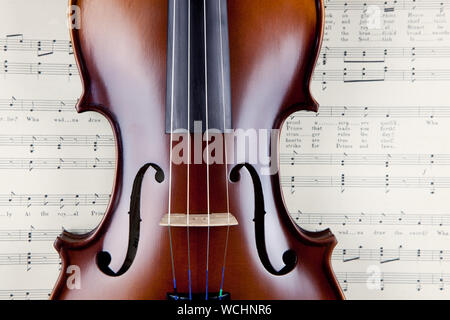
[50,0,344,300]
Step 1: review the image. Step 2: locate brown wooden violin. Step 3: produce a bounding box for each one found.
[51,0,344,300]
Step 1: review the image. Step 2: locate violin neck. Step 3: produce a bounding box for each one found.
[166,0,233,134]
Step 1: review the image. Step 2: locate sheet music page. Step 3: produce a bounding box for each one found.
[0,0,113,299]
[281,0,450,299]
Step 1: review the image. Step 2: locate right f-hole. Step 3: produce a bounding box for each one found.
[230,163,297,276]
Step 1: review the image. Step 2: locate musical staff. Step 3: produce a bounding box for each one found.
[0,228,89,242]
[0,289,51,300]
[321,47,450,64]
[337,272,450,291]
[280,153,449,167]
[8,38,450,63]
[1,35,73,56]
[0,192,110,208]
[334,246,450,263]
[291,211,450,227]
[0,252,60,267]
[7,58,445,84]
[0,98,77,113]
[313,68,450,83]
[0,134,115,152]
[290,105,450,118]
[0,157,115,170]
[282,175,450,190]
[2,61,78,77]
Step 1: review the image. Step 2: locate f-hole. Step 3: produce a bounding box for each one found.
[230,163,297,276]
[97,163,164,277]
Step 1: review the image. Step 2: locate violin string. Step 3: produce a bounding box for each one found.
[203,0,211,301]
[186,0,192,301]
[167,0,178,295]
[218,0,231,300]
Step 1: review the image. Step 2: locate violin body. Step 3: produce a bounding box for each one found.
[51,0,344,300]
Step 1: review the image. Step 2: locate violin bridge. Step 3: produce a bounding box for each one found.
[159,213,238,227]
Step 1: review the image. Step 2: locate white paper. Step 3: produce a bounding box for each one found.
[281,0,450,299]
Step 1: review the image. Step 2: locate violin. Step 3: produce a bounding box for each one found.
[51,0,344,300]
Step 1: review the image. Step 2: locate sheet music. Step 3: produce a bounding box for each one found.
[281,0,450,299]
[0,0,113,299]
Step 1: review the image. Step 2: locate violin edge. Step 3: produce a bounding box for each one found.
[51,0,125,251]
[269,0,345,299]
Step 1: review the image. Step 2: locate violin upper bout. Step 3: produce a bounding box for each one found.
[277,0,325,118]
[228,0,325,128]
[68,0,168,116]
